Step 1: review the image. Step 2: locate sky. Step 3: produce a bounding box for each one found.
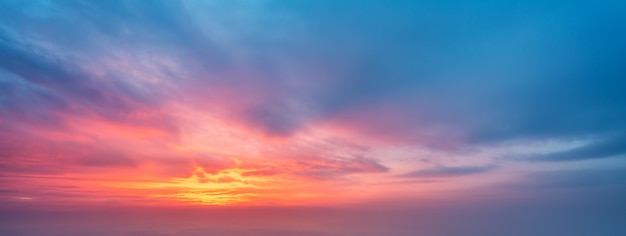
[1,0,626,235]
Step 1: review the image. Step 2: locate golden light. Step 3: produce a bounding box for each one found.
[111,165,278,205]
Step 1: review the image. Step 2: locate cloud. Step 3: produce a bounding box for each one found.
[297,0,626,149]
[0,28,177,137]
[291,156,388,178]
[1,0,626,207]
[399,165,496,178]
[3,0,626,148]
[529,134,626,161]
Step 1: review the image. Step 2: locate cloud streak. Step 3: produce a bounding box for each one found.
[399,165,496,178]
[530,134,626,161]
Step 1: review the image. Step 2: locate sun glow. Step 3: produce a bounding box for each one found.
[111,165,278,205]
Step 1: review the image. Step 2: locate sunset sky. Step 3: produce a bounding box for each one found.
[1,0,626,235]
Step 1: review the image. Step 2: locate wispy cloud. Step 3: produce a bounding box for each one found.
[529,134,626,161]
[399,165,496,178]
